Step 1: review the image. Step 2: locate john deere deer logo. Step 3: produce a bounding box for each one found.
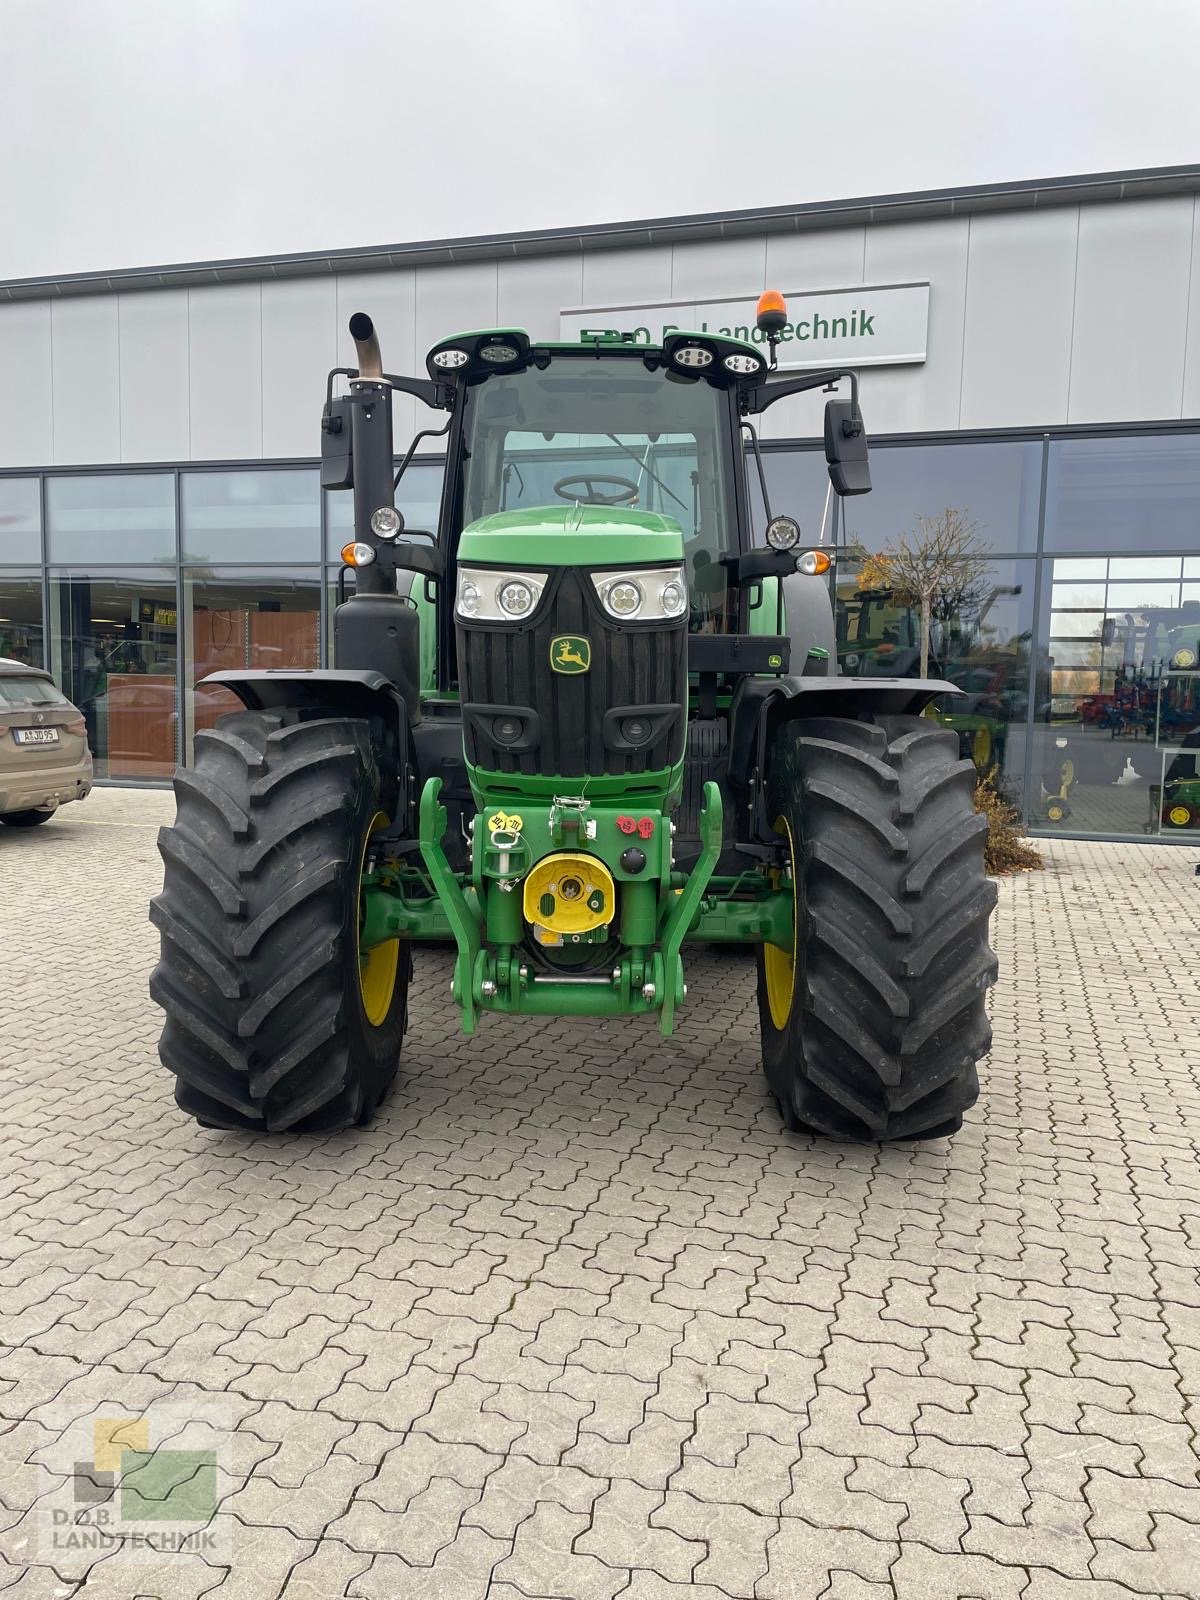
[550,635,591,674]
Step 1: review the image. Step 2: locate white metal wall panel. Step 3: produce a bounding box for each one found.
[261,279,338,459]
[336,270,419,451]
[860,218,969,435]
[118,291,189,463]
[414,263,499,372]
[188,285,263,461]
[670,238,768,301]
[579,246,673,308]
[0,303,52,468]
[498,255,584,342]
[51,297,120,465]
[4,194,1200,475]
[1068,197,1194,424]
[764,227,867,295]
[960,208,1079,429]
[1177,198,1200,419]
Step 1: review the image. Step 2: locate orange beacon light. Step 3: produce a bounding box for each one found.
[755,289,788,335]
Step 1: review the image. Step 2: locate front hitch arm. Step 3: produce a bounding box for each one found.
[418,777,481,1034]
[657,780,723,1035]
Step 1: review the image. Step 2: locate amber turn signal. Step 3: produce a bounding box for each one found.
[756,289,788,333]
[797,549,832,576]
[340,540,376,567]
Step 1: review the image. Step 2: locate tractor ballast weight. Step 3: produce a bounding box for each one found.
[150,302,998,1142]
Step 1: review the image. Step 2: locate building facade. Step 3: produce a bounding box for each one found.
[2,166,1199,839]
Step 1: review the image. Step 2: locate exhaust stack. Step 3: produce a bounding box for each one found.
[349,311,384,380]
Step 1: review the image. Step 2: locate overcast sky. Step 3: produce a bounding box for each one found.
[2,0,1198,281]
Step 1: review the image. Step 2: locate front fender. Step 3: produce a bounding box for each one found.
[728,673,963,802]
[202,668,410,823]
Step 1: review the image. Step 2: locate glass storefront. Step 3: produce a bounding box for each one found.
[0,573,45,668]
[3,432,1199,838]
[48,570,179,780]
[184,566,321,758]
[833,555,1036,797]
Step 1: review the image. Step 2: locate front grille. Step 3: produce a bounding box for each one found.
[458,568,686,777]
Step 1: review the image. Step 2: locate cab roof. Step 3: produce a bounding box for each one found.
[424,326,768,385]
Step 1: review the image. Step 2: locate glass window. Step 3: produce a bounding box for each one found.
[833,556,1037,794]
[1045,434,1200,553]
[1030,553,1200,837]
[838,440,1042,554]
[181,470,319,563]
[0,674,66,707]
[46,475,175,564]
[184,567,320,758]
[48,570,178,779]
[0,573,45,668]
[0,478,41,561]
[747,446,835,546]
[326,459,445,558]
[1107,556,1186,581]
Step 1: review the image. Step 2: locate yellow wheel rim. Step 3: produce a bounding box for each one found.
[1047,803,1064,821]
[763,814,798,1031]
[972,725,992,772]
[1168,804,1192,827]
[357,812,400,1028]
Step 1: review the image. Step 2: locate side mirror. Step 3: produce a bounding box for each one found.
[824,399,871,496]
[320,397,354,489]
[1101,617,1117,647]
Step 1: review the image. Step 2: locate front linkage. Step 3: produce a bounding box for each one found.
[358,777,790,1035]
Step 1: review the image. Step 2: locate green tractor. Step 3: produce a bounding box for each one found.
[150,295,997,1142]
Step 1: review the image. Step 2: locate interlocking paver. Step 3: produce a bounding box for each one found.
[1,792,1199,1598]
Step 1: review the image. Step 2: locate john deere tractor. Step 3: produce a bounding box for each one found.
[150,295,998,1141]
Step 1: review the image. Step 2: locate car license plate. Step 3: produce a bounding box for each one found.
[13,727,60,745]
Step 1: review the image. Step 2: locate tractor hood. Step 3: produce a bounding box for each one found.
[457,504,684,568]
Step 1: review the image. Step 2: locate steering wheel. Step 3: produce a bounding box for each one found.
[553,473,640,507]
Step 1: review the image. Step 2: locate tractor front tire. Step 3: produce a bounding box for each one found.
[757,715,997,1142]
[150,710,409,1132]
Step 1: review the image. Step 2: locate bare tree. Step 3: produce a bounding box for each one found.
[851,508,990,679]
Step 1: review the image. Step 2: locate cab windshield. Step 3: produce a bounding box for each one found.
[457,355,737,629]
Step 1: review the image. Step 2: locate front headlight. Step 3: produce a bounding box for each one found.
[455,566,547,622]
[593,565,688,622]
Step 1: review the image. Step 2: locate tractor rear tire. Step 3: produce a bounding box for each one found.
[756,714,997,1141]
[150,710,409,1132]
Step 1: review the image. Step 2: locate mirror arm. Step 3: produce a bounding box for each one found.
[381,372,453,410]
[740,420,773,523]
[742,368,859,417]
[395,417,453,489]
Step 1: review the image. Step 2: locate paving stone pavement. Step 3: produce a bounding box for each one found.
[1,787,1199,1599]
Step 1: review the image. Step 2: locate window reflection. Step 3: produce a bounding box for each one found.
[1045,434,1200,553]
[747,446,833,546]
[46,476,175,565]
[49,571,178,779]
[326,460,445,558]
[840,441,1042,554]
[182,471,320,563]
[834,557,1036,789]
[184,568,320,757]
[0,479,41,562]
[1034,554,1200,834]
[0,573,45,668]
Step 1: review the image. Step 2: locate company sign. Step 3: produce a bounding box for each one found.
[560,282,929,370]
